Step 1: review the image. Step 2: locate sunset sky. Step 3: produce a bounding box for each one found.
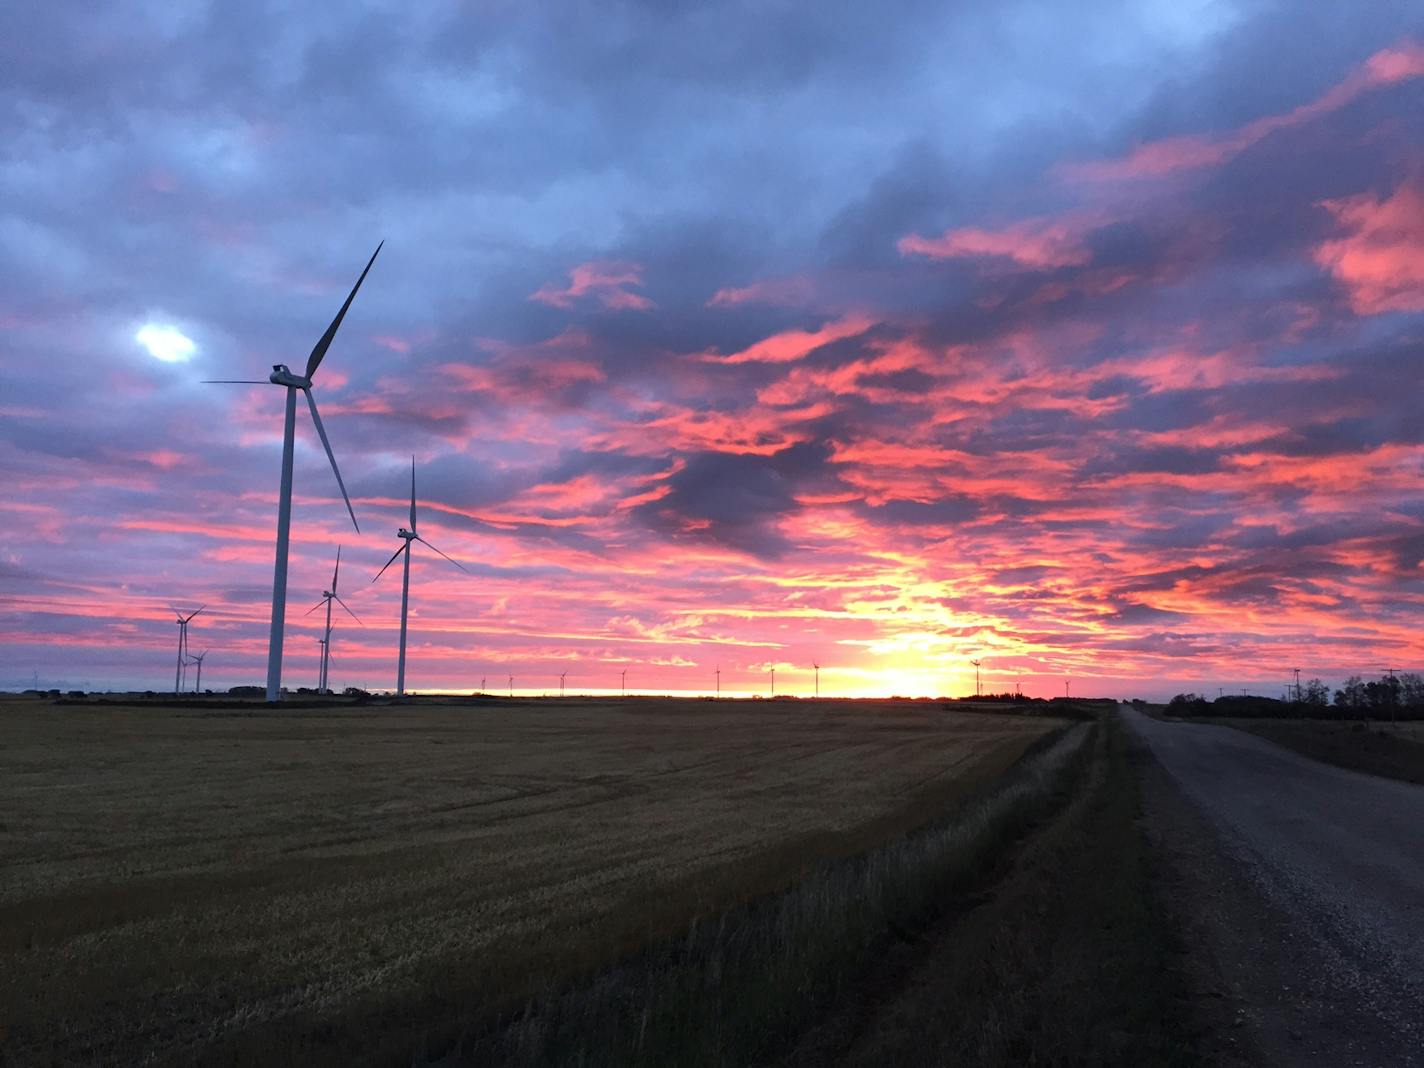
[2,2,1422,699]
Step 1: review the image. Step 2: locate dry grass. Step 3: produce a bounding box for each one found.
[1206,716,1424,785]
[0,696,1061,1065]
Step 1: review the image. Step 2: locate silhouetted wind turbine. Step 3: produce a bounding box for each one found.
[508,674,514,698]
[204,245,379,702]
[306,546,360,694]
[620,668,627,696]
[172,606,205,694]
[372,458,468,696]
[770,666,775,697]
[559,671,566,697]
[314,636,326,690]
[971,658,982,697]
[715,665,721,698]
[188,649,207,693]
[812,661,819,698]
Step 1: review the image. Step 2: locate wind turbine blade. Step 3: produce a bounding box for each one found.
[416,535,469,573]
[170,605,185,621]
[304,598,327,616]
[304,389,360,532]
[332,545,342,593]
[185,605,207,622]
[304,242,383,379]
[333,595,363,625]
[409,456,417,534]
[202,379,270,384]
[372,543,406,583]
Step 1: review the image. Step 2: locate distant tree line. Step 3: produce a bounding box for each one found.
[1168,673,1424,720]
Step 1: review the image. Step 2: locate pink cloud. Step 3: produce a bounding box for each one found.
[701,313,876,364]
[530,260,654,311]
[898,216,1093,269]
[708,275,816,307]
[1314,178,1424,315]
[1064,39,1424,181]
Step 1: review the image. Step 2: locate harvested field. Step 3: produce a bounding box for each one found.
[0,696,1064,1065]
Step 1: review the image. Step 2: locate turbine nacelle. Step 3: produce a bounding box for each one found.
[397,527,416,541]
[268,364,313,389]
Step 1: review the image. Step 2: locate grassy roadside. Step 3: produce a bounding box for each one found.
[786,711,1202,1067]
[1207,719,1424,786]
[431,723,1095,1067]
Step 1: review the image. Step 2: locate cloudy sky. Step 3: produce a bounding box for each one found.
[2,1,1422,698]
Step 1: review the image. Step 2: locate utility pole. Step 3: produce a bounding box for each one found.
[971,659,982,697]
[1383,666,1399,726]
[1292,667,1301,702]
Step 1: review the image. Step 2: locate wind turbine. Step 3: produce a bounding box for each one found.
[172,606,205,694]
[559,671,567,697]
[715,665,720,698]
[971,658,982,697]
[812,661,819,698]
[305,546,360,694]
[205,244,379,702]
[508,674,514,698]
[770,666,775,697]
[620,668,627,696]
[372,458,468,696]
[188,649,207,693]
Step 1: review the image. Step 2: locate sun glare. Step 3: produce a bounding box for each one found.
[136,323,196,363]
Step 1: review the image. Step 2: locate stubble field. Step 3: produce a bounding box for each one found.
[0,696,1063,1065]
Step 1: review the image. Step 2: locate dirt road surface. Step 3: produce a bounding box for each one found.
[1124,705,1424,1066]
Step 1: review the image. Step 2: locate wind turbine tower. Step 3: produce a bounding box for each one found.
[205,245,378,701]
[307,546,360,694]
[970,659,982,697]
[172,606,205,694]
[372,458,468,696]
[189,649,207,693]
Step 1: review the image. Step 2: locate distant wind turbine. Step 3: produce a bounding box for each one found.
[188,649,207,693]
[620,668,627,696]
[508,674,514,698]
[305,546,360,694]
[204,244,379,702]
[770,666,775,697]
[372,458,468,696]
[812,661,819,698]
[171,606,205,694]
[714,665,720,698]
[559,671,566,697]
[970,658,982,697]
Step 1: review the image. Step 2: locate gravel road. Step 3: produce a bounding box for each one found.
[1124,706,1424,1066]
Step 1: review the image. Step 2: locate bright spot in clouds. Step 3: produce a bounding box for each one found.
[136,323,196,363]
